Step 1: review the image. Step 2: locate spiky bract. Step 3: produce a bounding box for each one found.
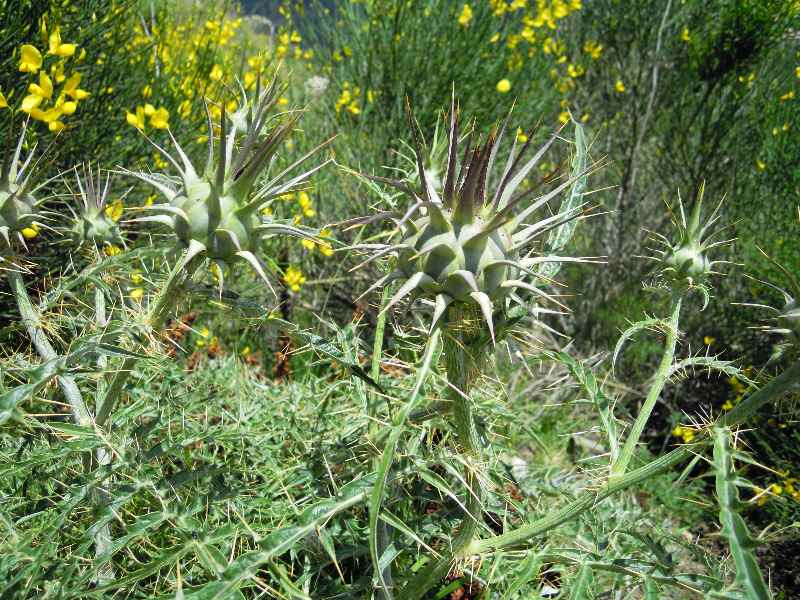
[742,249,800,360]
[0,120,42,251]
[128,75,329,287]
[353,96,592,340]
[656,183,730,284]
[66,163,124,249]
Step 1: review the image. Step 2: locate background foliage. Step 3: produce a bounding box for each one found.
[1,0,799,598]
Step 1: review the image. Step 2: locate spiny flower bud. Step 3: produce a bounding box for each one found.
[126,73,331,294]
[0,120,43,252]
[348,94,596,342]
[654,183,731,286]
[65,163,124,250]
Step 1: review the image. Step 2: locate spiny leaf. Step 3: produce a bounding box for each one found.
[540,350,619,463]
[612,317,665,370]
[538,119,589,281]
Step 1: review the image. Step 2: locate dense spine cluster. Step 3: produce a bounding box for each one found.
[128,77,328,290]
[355,96,592,341]
[66,163,124,250]
[0,121,43,252]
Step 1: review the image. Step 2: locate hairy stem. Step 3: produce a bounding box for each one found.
[404,304,487,598]
[611,292,682,481]
[9,270,92,426]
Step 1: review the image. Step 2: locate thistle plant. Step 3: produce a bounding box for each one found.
[611,185,731,481]
[63,162,125,251]
[0,119,46,256]
[352,97,595,596]
[126,77,329,294]
[739,245,800,363]
[97,73,330,426]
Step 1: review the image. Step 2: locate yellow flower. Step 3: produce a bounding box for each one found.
[149,107,169,129]
[105,199,124,221]
[104,244,122,256]
[558,111,570,124]
[755,159,766,172]
[21,223,40,239]
[178,99,191,118]
[63,73,90,100]
[458,4,473,27]
[130,271,143,285]
[0,89,7,109]
[29,71,53,98]
[614,79,626,93]
[301,238,315,251]
[298,191,316,217]
[567,64,584,78]
[496,79,511,93]
[319,234,334,258]
[584,40,603,60]
[703,336,715,345]
[126,106,146,130]
[671,424,695,443]
[21,71,54,113]
[240,345,251,357]
[50,62,66,83]
[721,400,734,411]
[130,288,144,301]
[681,27,690,42]
[278,96,289,107]
[283,266,306,292]
[195,326,210,347]
[19,45,43,73]
[516,127,528,143]
[796,66,800,79]
[209,64,223,81]
[48,27,77,57]
[780,90,795,101]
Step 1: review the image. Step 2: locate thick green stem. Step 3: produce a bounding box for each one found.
[610,292,682,481]
[9,270,92,427]
[404,304,487,599]
[95,245,203,427]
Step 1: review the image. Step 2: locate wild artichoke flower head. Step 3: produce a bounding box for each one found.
[127,75,330,292]
[63,163,125,251]
[0,119,45,252]
[655,183,731,286]
[352,96,595,342]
